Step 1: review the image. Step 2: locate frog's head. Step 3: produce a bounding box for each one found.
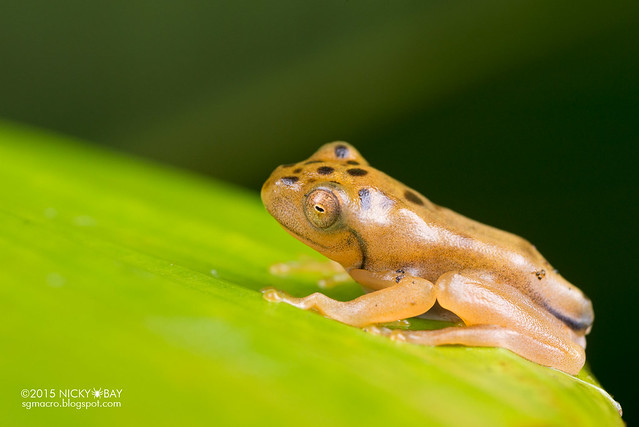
[261,142,373,269]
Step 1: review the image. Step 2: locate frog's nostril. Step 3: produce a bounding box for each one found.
[280,176,299,185]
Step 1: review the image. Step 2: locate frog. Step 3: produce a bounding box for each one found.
[260,141,594,375]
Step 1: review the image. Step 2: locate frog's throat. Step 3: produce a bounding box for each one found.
[276,221,331,250]
[276,221,368,271]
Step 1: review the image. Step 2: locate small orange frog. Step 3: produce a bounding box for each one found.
[261,142,593,375]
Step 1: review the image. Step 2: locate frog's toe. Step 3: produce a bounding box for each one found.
[261,288,310,309]
[363,325,393,336]
[318,272,351,289]
[261,287,287,303]
[389,330,410,342]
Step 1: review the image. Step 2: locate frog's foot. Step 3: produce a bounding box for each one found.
[317,272,351,289]
[261,287,335,312]
[362,325,392,335]
[269,258,344,276]
[363,325,412,342]
[261,287,308,308]
[269,258,349,289]
[363,319,411,335]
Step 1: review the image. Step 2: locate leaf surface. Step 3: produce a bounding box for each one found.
[0,123,622,426]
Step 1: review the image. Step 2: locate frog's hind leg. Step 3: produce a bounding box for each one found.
[378,271,586,375]
[379,324,579,372]
[262,276,437,328]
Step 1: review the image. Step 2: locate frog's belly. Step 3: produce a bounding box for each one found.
[418,302,463,323]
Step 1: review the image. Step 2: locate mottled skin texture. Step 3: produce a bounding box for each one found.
[261,142,594,375]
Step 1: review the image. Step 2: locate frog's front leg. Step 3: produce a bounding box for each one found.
[377,271,585,374]
[262,271,436,328]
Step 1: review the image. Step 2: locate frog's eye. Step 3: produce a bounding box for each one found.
[304,189,340,229]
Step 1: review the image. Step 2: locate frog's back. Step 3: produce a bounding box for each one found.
[432,204,542,257]
[378,177,594,334]
[424,199,594,334]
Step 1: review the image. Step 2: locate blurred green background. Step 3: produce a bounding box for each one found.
[1,0,637,422]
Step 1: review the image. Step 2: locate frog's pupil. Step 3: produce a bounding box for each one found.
[315,205,325,213]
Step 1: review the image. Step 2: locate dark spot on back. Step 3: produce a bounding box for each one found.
[293,168,302,173]
[347,168,368,176]
[358,188,371,210]
[404,190,424,205]
[335,145,349,158]
[347,160,359,165]
[317,166,334,175]
[280,176,299,185]
[305,160,322,164]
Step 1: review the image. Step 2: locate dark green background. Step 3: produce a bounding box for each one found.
[1,0,637,422]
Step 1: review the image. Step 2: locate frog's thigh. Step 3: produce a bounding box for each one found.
[264,277,436,328]
[395,271,585,374]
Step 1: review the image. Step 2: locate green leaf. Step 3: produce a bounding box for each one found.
[0,122,622,426]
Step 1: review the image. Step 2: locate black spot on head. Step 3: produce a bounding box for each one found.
[293,168,302,173]
[281,163,296,168]
[404,190,424,205]
[280,176,299,185]
[317,166,334,175]
[347,168,368,176]
[335,145,349,158]
[358,188,371,210]
[305,160,322,164]
[347,160,359,165]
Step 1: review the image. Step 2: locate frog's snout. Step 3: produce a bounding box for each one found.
[261,174,279,214]
[261,167,298,218]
